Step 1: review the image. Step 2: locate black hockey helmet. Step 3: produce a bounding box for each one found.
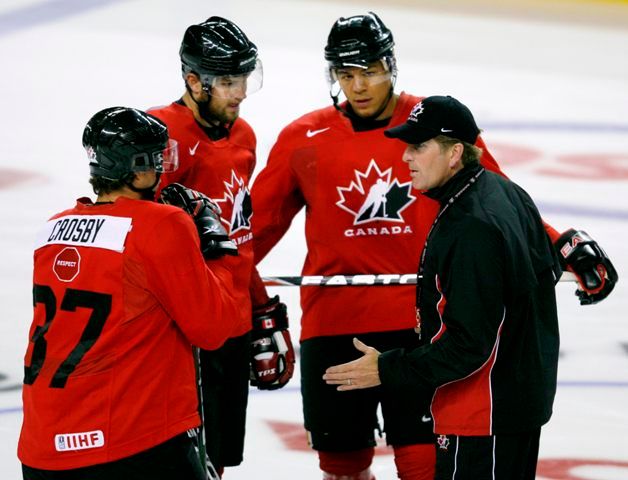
[180,16,262,96]
[83,107,178,181]
[324,12,395,70]
[324,13,397,120]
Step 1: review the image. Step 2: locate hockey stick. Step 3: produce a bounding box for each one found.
[262,271,577,287]
[191,347,220,480]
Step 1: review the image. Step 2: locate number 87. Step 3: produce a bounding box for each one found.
[24,285,112,389]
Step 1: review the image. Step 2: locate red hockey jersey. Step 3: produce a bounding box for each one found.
[151,102,256,337]
[251,92,552,340]
[18,197,234,470]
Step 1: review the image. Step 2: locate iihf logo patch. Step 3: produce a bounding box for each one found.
[55,430,104,451]
[336,159,416,225]
[437,434,450,451]
[408,102,424,123]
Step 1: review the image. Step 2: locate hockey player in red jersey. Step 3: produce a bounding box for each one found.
[250,12,618,480]
[150,17,295,476]
[19,107,238,479]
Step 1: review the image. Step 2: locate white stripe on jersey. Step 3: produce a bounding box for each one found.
[34,215,132,252]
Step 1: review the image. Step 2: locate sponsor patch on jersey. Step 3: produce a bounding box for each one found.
[336,159,416,234]
[53,247,81,282]
[34,215,132,252]
[55,430,104,452]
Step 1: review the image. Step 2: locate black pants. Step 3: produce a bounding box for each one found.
[22,433,206,480]
[434,429,541,480]
[301,330,434,451]
[200,331,251,469]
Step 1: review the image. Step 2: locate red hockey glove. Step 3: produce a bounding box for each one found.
[159,183,237,259]
[555,229,618,305]
[250,296,295,390]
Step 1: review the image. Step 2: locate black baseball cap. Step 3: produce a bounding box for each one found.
[384,95,480,145]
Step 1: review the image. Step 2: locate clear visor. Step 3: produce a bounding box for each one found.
[326,58,393,98]
[154,139,178,173]
[201,58,263,98]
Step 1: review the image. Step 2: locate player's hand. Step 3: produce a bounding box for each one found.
[250,295,295,390]
[159,183,237,259]
[555,229,618,305]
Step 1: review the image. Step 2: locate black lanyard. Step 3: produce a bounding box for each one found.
[415,168,485,338]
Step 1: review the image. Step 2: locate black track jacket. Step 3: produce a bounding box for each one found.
[378,164,562,435]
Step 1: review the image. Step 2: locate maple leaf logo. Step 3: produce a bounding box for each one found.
[336,159,416,225]
[408,101,424,122]
[215,170,252,234]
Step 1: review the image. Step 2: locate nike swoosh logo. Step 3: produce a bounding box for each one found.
[306,127,330,138]
[440,128,453,133]
[189,140,200,155]
[421,415,432,423]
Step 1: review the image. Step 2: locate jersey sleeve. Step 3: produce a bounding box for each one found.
[249,265,271,306]
[251,131,306,263]
[476,135,502,175]
[240,119,258,178]
[476,136,561,242]
[143,210,235,349]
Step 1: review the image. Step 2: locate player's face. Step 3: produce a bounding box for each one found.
[206,75,248,124]
[402,140,459,191]
[335,61,393,119]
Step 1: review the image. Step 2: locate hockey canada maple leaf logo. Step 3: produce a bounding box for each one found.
[408,101,424,122]
[336,159,416,225]
[215,170,252,234]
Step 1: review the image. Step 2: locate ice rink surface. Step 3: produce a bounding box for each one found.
[1,0,627,478]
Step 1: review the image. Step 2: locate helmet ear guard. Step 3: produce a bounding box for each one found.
[129,139,179,174]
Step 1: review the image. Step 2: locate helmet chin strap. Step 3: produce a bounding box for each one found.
[125,173,161,200]
[184,82,214,124]
[184,82,233,140]
[332,85,395,123]
[186,81,230,126]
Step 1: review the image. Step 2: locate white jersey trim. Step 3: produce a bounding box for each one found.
[34,215,132,252]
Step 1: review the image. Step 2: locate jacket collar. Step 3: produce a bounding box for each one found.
[424,163,484,205]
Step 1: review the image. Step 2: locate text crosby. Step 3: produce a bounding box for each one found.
[47,218,105,244]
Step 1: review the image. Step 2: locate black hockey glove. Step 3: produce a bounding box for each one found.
[159,183,237,260]
[555,229,618,305]
[250,296,295,391]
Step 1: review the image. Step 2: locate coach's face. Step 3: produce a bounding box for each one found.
[402,139,463,191]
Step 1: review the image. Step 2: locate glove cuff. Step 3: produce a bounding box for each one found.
[252,295,289,331]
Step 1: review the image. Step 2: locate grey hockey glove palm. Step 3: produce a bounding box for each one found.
[250,296,295,390]
[555,229,618,305]
[159,183,237,259]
